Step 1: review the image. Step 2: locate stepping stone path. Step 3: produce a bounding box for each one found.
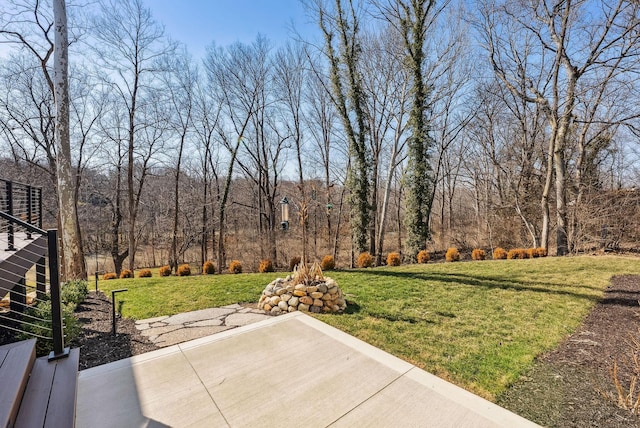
[134,304,271,347]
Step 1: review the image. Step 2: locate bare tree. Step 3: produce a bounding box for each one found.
[274,42,309,261]
[159,47,196,272]
[312,0,372,259]
[91,0,175,270]
[479,0,640,254]
[53,0,86,279]
[0,0,86,279]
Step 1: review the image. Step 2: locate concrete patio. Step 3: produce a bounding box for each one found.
[76,312,539,427]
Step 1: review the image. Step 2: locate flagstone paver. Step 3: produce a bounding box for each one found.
[135,304,271,347]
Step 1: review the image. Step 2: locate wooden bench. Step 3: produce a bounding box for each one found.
[0,339,79,428]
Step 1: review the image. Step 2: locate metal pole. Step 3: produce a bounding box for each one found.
[48,229,69,361]
[6,181,15,251]
[111,289,128,336]
[37,188,42,229]
[26,186,32,240]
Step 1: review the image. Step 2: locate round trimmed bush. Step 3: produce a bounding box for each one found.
[445,247,460,262]
[417,250,430,264]
[357,252,373,268]
[203,261,215,274]
[493,247,507,260]
[138,269,152,278]
[471,249,486,261]
[536,247,548,257]
[507,248,527,260]
[229,260,242,274]
[386,252,401,266]
[320,255,335,271]
[103,272,117,280]
[259,259,274,273]
[177,264,191,276]
[119,269,133,279]
[159,265,171,277]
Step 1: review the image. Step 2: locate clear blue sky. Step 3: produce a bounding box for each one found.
[147,0,317,58]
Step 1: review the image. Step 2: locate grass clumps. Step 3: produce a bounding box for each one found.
[507,248,528,260]
[229,260,242,274]
[159,265,171,277]
[357,252,373,268]
[203,261,215,274]
[445,247,460,262]
[493,247,507,259]
[259,259,274,273]
[138,269,152,278]
[177,264,191,276]
[472,249,486,261]
[321,255,335,271]
[387,252,401,266]
[417,250,430,263]
[103,272,117,280]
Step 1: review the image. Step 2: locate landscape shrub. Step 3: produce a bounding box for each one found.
[138,269,152,278]
[61,280,88,306]
[21,301,80,357]
[119,269,133,279]
[177,264,191,276]
[357,252,373,268]
[471,249,486,261]
[527,248,537,258]
[507,248,527,260]
[289,256,301,271]
[445,247,460,262]
[159,265,171,277]
[387,252,401,266]
[20,280,87,357]
[229,260,242,274]
[320,255,335,271]
[203,261,215,274]
[259,259,274,273]
[536,247,548,257]
[103,272,117,280]
[493,247,507,260]
[417,250,430,264]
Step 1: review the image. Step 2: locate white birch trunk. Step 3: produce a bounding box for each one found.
[54,0,86,280]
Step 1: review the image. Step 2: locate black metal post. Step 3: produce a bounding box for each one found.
[37,188,42,229]
[36,257,46,301]
[26,186,32,240]
[5,181,15,251]
[48,229,69,361]
[111,289,128,336]
[10,277,26,315]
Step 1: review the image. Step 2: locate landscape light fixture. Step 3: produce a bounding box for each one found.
[280,197,289,231]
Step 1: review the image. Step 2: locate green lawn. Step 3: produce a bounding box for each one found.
[98,255,640,400]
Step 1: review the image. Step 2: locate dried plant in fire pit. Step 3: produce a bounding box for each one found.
[257,259,346,315]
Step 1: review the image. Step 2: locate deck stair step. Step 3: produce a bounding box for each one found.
[0,338,36,428]
[15,348,80,428]
[0,339,79,428]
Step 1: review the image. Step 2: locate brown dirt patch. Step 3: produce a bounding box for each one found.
[498,275,640,427]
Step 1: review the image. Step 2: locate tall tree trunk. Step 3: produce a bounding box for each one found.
[53,0,86,280]
[170,134,185,272]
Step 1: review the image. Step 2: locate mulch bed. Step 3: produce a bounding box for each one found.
[71,292,158,370]
[498,275,640,427]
